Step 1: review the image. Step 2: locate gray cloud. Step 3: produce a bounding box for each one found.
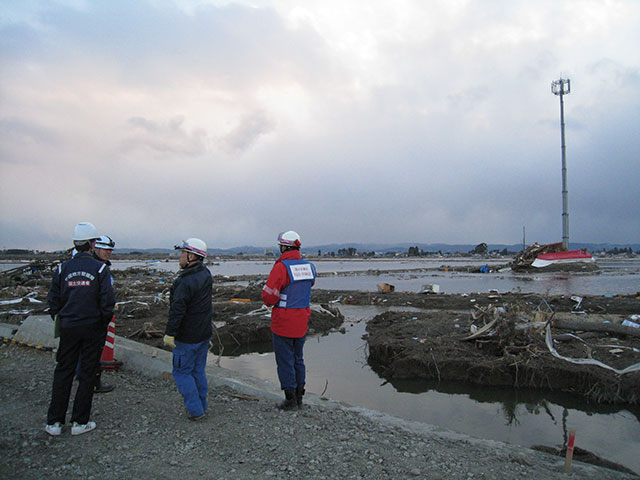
[0,0,638,250]
[119,116,207,156]
[0,117,60,165]
[219,110,275,153]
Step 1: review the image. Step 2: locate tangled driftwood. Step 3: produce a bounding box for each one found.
[128,322,163,339]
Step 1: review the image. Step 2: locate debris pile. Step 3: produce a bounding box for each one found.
[211,303,344,356]
[1,261,346,356]
[377,283,395,293]
[128,321,164,339]
[366,299,640,404]
[511,242,564,270]
[0,260,61,289]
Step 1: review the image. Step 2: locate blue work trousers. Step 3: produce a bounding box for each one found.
[272,333,306,391]
[172,339,209,417]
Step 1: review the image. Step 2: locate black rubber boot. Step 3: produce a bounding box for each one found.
[94,380,114,393]
[276,389,297,411]
[100,358,123,370]
[295,386,305,410]
[94,371,114,394]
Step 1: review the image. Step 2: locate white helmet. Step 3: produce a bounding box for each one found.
[277,230,301,247]
[175,238,207,258]
[95,235,115,250]
[72,222,98,242]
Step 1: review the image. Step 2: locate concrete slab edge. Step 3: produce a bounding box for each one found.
[0,322,19,339]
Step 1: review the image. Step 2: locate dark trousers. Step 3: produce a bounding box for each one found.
[47,321,107,425]
[272,333,306,391]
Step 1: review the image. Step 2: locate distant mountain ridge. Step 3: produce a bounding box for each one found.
[114,242,640,255]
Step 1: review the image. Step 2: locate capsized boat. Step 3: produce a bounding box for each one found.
[511,242,595,270]
[531,248,594,268]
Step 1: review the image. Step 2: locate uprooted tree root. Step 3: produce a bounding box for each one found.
[365,307,640,405]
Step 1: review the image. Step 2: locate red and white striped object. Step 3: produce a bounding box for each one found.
[100,315,123,370]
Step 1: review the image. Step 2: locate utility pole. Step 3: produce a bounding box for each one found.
[552,78,570,250]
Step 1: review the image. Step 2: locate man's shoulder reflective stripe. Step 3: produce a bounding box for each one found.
[263,284,280,297]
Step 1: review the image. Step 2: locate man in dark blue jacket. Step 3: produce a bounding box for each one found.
[45,222,115,436]
[163,238,212,420]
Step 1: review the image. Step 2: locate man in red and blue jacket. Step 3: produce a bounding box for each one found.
[262,230,316,410]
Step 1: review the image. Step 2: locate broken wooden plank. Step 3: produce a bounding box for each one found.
[460,318,498,341]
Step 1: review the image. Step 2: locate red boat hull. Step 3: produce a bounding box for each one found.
[532,249,593,268]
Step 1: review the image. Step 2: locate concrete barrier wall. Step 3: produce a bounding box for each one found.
[12,315,59,349]
[6,315,287,404]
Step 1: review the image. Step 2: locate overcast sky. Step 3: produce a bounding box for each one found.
[1,0,639,251]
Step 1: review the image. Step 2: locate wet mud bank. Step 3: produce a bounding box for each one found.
[210,301,343,355]
[364,303,640,405]
[312,289,640,314]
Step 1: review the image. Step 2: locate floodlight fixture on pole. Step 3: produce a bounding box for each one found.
[552,77,570,250]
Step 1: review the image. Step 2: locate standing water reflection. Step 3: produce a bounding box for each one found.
[219,303,640,475]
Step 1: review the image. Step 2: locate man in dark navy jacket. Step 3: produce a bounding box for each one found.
[163,238,212,420]
[45,222,115,436]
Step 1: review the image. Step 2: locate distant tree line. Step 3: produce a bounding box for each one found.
[603,247,635,255]
[407,246,441,256]
[406,243,516,257]
[1,249,35,255]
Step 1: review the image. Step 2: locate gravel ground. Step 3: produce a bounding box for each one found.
[1,343,635,480]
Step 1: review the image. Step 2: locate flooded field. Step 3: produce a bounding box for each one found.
[142,256,640,474]
[220,302,640,474]
[4,255,637,296]
[86,256,640,296]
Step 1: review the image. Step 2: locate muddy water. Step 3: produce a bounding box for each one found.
[312,258,640,295]
[220,305,640,474]
[109,257,640,296]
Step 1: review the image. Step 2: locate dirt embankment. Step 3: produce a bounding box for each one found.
[4,344,637,480]
[307,288,640,406]
[362,293,640,405]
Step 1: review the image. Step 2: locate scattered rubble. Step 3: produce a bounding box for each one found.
[2,259,638,406]
[211,302,344,356]
[365,300,640,405]
[510,242,599,272]
[511,242,566,270]
[0,263,345,356]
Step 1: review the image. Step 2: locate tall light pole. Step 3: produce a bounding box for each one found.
[552,77,570,250]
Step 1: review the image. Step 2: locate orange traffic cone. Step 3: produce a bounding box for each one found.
[100,315,123,370]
